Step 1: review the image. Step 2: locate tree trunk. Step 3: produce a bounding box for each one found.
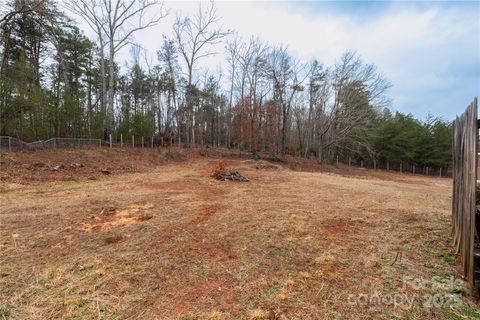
[107,40,115,134]
[98,33,107,130]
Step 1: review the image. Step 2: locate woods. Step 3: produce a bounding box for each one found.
[0,0,452,170]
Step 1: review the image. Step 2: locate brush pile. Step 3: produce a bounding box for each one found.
[213,170,249,182]
[210,162,249,182]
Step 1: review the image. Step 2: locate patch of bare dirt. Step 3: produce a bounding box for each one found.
[83,203,155,232]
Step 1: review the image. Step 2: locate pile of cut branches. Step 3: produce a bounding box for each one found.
[214,170,249,182]
[210,162,249,182]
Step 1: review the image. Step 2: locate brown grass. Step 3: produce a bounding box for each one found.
[0,149,478,319]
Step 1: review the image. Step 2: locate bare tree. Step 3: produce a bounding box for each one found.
[65,0,167,135]
[315,51,391,161]
[158,37,180,144]
[241,37,269,152]
[264,46,307,156]
[225,32,243,147]
[173,1,228,145]
[303,59,326,157]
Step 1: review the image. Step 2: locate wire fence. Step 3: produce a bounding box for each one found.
[336,156,451,177]
[0,135,156,151]
[0,135,451,177]
[0,136,107,150]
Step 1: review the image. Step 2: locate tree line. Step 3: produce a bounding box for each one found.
[0,0,452,170]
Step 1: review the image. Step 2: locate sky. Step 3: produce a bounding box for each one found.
[67,0,480,121]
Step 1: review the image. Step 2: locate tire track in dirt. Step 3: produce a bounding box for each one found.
[187,203,222,227]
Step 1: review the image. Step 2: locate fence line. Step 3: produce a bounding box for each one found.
[337,156,450,177]
[0,135,450,177]
[0,137,110,150]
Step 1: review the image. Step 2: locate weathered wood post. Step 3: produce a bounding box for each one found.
[99,138,101,147]
[120,134,123,148]
[439,167,442,177]
[151,135,154,148]
[142,136,144,148]
[426,167,429,176]
[361,160,364,169]
[132,135,135,148]
[451,97,478,294]
[8,137,11,152]
[109,134,112,148]
[336,155,339,166]
[348,157,351,167]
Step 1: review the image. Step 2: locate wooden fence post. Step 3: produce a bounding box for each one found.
[120,134,123,148]
[361,160,363,169]
[109,134,112,148]
[451,97,477,294]
[99,138,101,147]
[426,167,429,176]
[348,157,351,167]
[439,167,442,177]
[142,136,144,148]
[336,155,339,166]
[8,137,11,152]
[151,135,154,148]
[132,135,135,148]
[400,162,402,173]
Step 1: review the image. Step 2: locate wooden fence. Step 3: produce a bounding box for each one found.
[452,97,478,294]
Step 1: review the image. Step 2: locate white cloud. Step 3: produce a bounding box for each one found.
[67,0,480,120]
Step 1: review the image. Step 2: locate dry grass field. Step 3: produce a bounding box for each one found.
[0,149,479,319]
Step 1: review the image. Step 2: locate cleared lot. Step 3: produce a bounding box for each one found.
[0,150,477,319]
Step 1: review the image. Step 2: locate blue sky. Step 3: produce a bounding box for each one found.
[71,0,480,121]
